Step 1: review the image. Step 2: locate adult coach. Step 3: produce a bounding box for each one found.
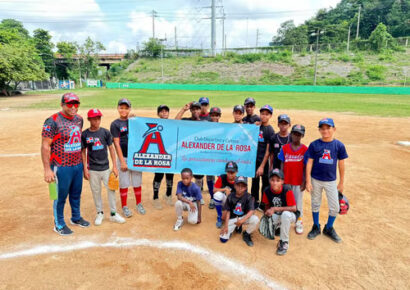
[41,92,90,236]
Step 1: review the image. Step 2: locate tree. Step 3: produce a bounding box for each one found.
[56,41,78,80]
[33,29,55,76]
[0,19,29,38]
[386,0,410,37]
[77,37,105,79]
[273,20,309,45]
[143,38,164,58]
[368,23,395,51]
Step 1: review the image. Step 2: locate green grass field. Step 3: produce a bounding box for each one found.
[25,88,410,117]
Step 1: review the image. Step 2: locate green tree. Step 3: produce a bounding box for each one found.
[368,23,395,51]
[56,41,78,80]
[77,37,105,79]
[33,29,55,76]
[386,0,410,37]
[273,20,308,45]
[0,19,29,38]
[143,38,164,58]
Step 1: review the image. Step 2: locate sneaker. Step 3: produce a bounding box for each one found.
[216,219,223,228]
[200,199,205,205]
[295,218,303,234]
[136,203,146,215]
[307,224,321,240]
[94,212,104,226]
[153,199,162,210]
[242,232,254,247]
[276,240,289,255]
[208,199,215,209]
[122,206,133,218]
[110,213,126,224]
[54,225,73,236]
[174,218,184,231]
[70,217,90,228]
[235,225,243,234]
[164,195,173,206]
[323,225,342,243]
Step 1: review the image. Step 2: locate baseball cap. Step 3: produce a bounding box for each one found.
[233,105,244,113]
[235,176,248,185]
[198,97,209,105]
[225,161,238,173]
[61,92,80,104]
[269,168,284,179]
[278,114,291,124]
[244,97,256,106]
[291,124,306,135]
[157,104,170,114]
[87,108,103,118]
[260,104,273,114]
[118,98,131,107]
[318,118,335,128]
[210,107,221,115]
[190,101,201,109]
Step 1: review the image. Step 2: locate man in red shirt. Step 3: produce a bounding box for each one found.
[41,93,90,236]
[262,169,297,255]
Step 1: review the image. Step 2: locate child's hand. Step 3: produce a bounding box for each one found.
[183,102,192,111]
[83,169,90,180]
[300,181,306,191]
[120,161,128,172]
[265,207,274,217]
[234,218,243,227]
[256,166,264,177]
[189,202,196,212]
[254,121,261,126]
[305,182,312,192]
[220,226,228,235]
[197,216,201,224]
[337,182,344,193]
[112,167,119,177]
[225,187,231,194]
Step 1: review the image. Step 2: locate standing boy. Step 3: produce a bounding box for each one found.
[251,105,275,210]
[220,176,259,247]
[278,124,308,234]
[174,168,202,231]
[270,114,291,170]
[82,109,125,225]
[242,97,261,124]
[213,161,238,228]
[233,105,245,124]
[199,97,211,121]
[152,105,174,210]
[110,98,145,217]
[305,118,348,243]
[262,169,298,255]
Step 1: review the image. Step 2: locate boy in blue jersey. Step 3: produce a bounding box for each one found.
[305,118,348,243]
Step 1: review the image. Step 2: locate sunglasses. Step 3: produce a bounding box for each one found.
[66,103,79,108]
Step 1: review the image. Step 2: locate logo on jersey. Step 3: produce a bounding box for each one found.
[258,131,264,142]
[92,137,104,151]
[120,126,127,132]
[271,196,282,208]
[133,123,172,168]
[43,125,51,132]
[86,137,94,144]
[233,202,244,216]
[319,149,333,164]
[64,125,81,152]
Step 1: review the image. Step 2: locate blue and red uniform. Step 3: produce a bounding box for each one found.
[42,112,84,229]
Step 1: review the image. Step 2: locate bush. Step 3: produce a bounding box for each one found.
[233,53,263,63]
[352,53,364,63]
[191,71,219,80]
[265,50,292,63]
[337,53,350,62]
[366,65,386,81]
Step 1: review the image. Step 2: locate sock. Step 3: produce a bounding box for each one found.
[215,204,223,220]
[207,180,214,198]
[134,187,142,205]
[313,212,319,226]
[120,188,128,207]
[326,216,336,229]
[153,181,160,200]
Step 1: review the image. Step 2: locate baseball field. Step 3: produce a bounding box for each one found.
[0,88,409,289]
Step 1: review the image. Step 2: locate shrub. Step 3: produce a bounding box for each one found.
[366,65,386,81]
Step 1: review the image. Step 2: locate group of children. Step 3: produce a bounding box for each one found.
[80,96,348,256]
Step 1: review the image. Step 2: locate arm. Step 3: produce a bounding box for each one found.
[196,200,202,223]
[108,144,118,177]
[81,148,89,180]
[337,159,345,192]
[113,137,127,171]
[269,205,296,214]
[175,103,191,120]
[41,137,55,183]
[305,158,313,192]
[236,209,255,226]
[220,210,231,235]
[256,143,270,177]
[300,164,306,191]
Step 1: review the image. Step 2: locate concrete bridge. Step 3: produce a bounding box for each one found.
[55,54,126,70]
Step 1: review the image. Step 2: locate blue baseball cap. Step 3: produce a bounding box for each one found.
[198,97,209,105]
[278,114,291,124]
[260,104,273,114]
[233,105,244,113]
[318,118,335,127]
[269,168,284,179]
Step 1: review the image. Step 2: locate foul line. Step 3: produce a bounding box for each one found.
[0,153,40,157]
[0,237,285,289]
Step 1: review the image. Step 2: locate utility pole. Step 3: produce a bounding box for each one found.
[174,26,178,50]
[347,25,351,52]
[246,17,249,47]
[356,5,361,40]
[151,10,157,39]
[211,0,216,56]
[256,28,260,48]
[221,8,225,52]
[312,29,323,86]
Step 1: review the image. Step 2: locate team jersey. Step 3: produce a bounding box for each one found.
[110,119,129,157]
[81,128,113,171]
[278,143,308,186]
[176,181,202,202]
[223,192,254,218]
[270,133,291,169]
[242,114,261,124]
[214,174,236,193]
[307,139,348,182]
[42,112,83,167]
[199,113,211,121]
[262,185,296,209]
[257,125,275,161]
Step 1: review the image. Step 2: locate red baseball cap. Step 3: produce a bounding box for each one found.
[87,108,103,118]
[61,92,80,104]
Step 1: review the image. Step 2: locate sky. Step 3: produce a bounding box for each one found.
[0,0,341,53]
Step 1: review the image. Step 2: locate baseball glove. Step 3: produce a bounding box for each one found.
[259,215,277,240]
[108,171,119,191]
[339,191,350,215]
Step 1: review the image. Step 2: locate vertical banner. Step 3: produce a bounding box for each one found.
[128,117,259,177]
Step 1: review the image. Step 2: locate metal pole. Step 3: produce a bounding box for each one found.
[161,45,164,82]
[246,17,249,48]
[256,28,259,48]
[152,10,156,39]
[356,5,361,40]
[313,30,320,86]
[174,26,178,51]
[77,58,82,88]
[221,9,225,52]
[211,0,216,56]
[347,25,351,52]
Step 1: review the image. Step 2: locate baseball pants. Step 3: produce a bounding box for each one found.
[220,215,259,241]
[52,163,83,229]
[311,178,339,217]
[271,211,296,242]
[89,169,117,213]
[175,200,198,224]
[289,185,304,217]
[117,159,142,188]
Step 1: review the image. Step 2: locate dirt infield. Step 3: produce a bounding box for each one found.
[0,107,409,289]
